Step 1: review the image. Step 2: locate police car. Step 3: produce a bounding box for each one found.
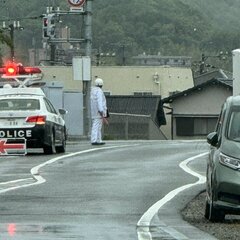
[0,87,67,154]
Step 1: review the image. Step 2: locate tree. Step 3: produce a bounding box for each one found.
[0,30,12,65]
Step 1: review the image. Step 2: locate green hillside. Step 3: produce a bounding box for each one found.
[181,0,240,31]
[93,0,211,55]
[0,0,239,69]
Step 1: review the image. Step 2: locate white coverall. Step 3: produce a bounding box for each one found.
[90,86,107,143]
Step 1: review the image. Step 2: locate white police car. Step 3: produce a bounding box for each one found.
[0,87,67,154]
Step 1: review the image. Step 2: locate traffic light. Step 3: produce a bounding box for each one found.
[42,14,56,39]
[42,14,48,39]
[47,14,56,38]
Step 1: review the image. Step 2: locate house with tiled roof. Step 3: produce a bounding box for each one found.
[162,70,233,139]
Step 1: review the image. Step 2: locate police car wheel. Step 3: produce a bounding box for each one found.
[56,139,66,153]
[43,132,56,154]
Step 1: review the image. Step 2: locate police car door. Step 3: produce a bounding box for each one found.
[43,98,63,142]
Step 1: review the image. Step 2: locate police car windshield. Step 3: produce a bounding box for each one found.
[0,99,40,111]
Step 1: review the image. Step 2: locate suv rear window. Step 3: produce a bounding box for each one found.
[0,99,40,111]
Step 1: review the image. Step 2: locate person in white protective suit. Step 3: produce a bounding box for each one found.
[90,78,107,145]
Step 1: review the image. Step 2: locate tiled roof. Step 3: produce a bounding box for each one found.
[194,69,232,86]
[162,78,232,103]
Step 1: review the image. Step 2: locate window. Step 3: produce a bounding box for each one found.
[44,98,57,114]
[176,117,218,136]
[104,91,111,96]
[194,118,216,135]
[0,99,40,111]
[176,118,194,136]
[133,92,152,96]
[227,110,240,141]
[143,92,152,96]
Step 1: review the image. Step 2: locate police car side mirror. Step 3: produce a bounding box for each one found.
[59,109,67,115]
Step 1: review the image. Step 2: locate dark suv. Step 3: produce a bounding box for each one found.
[206,96,240,221]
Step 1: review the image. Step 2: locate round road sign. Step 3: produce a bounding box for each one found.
[68,0,86,7]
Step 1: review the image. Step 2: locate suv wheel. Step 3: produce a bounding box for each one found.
[204,200,210,219]
[208,201,225,222]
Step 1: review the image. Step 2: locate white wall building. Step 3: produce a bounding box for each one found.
[40,65,194,98]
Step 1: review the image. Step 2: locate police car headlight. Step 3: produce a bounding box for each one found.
[219,153,240,170]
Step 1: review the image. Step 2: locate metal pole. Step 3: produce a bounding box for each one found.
[50,44,56,65]
[125,113,129,140]
[84,0,92,57]
[122,44,125,66]
[83,0,92,138]
[199,53,205,74]
[9,24,14,61]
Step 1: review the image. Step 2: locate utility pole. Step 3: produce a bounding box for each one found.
[2,21,24,62]
[83,0,92,138]
[121,44,126,66]
[50,44,56,65]
[199,53,206,74]
[9,24,14,61]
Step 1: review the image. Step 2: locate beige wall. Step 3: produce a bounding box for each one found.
[172,85,231,115]
[39,66,83,91]
[39,66,193,98]
[169,85,232,140]
[93,66,193,97]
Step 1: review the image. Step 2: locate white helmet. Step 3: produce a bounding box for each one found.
[95,78,103,86]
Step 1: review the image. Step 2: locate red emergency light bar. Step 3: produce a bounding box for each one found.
[0,62,41,76]
[21,67,42,74]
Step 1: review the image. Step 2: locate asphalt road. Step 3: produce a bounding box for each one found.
[0,140,216,239]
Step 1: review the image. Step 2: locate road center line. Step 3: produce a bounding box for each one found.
[137,152,208,240]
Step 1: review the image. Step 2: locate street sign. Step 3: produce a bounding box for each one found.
[70,7,84,12]
[67,0,86,7]
[0,138,26,155]
[73,56,91,81]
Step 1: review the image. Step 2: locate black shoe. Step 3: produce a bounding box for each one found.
[91,142,105,145]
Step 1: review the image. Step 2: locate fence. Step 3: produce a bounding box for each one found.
[103,112,167,140]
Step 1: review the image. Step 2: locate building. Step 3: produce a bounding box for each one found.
[132,53,192,67]
[162,76,232,139]
[39,65,193,98]
[37,65,193,139]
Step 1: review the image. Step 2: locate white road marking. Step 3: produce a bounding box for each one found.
[0,144,137,194]
[0,145,208,239]
[0,178,33,185]
[137,152,208,240]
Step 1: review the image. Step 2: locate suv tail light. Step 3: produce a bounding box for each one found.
[26,115,46,125]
